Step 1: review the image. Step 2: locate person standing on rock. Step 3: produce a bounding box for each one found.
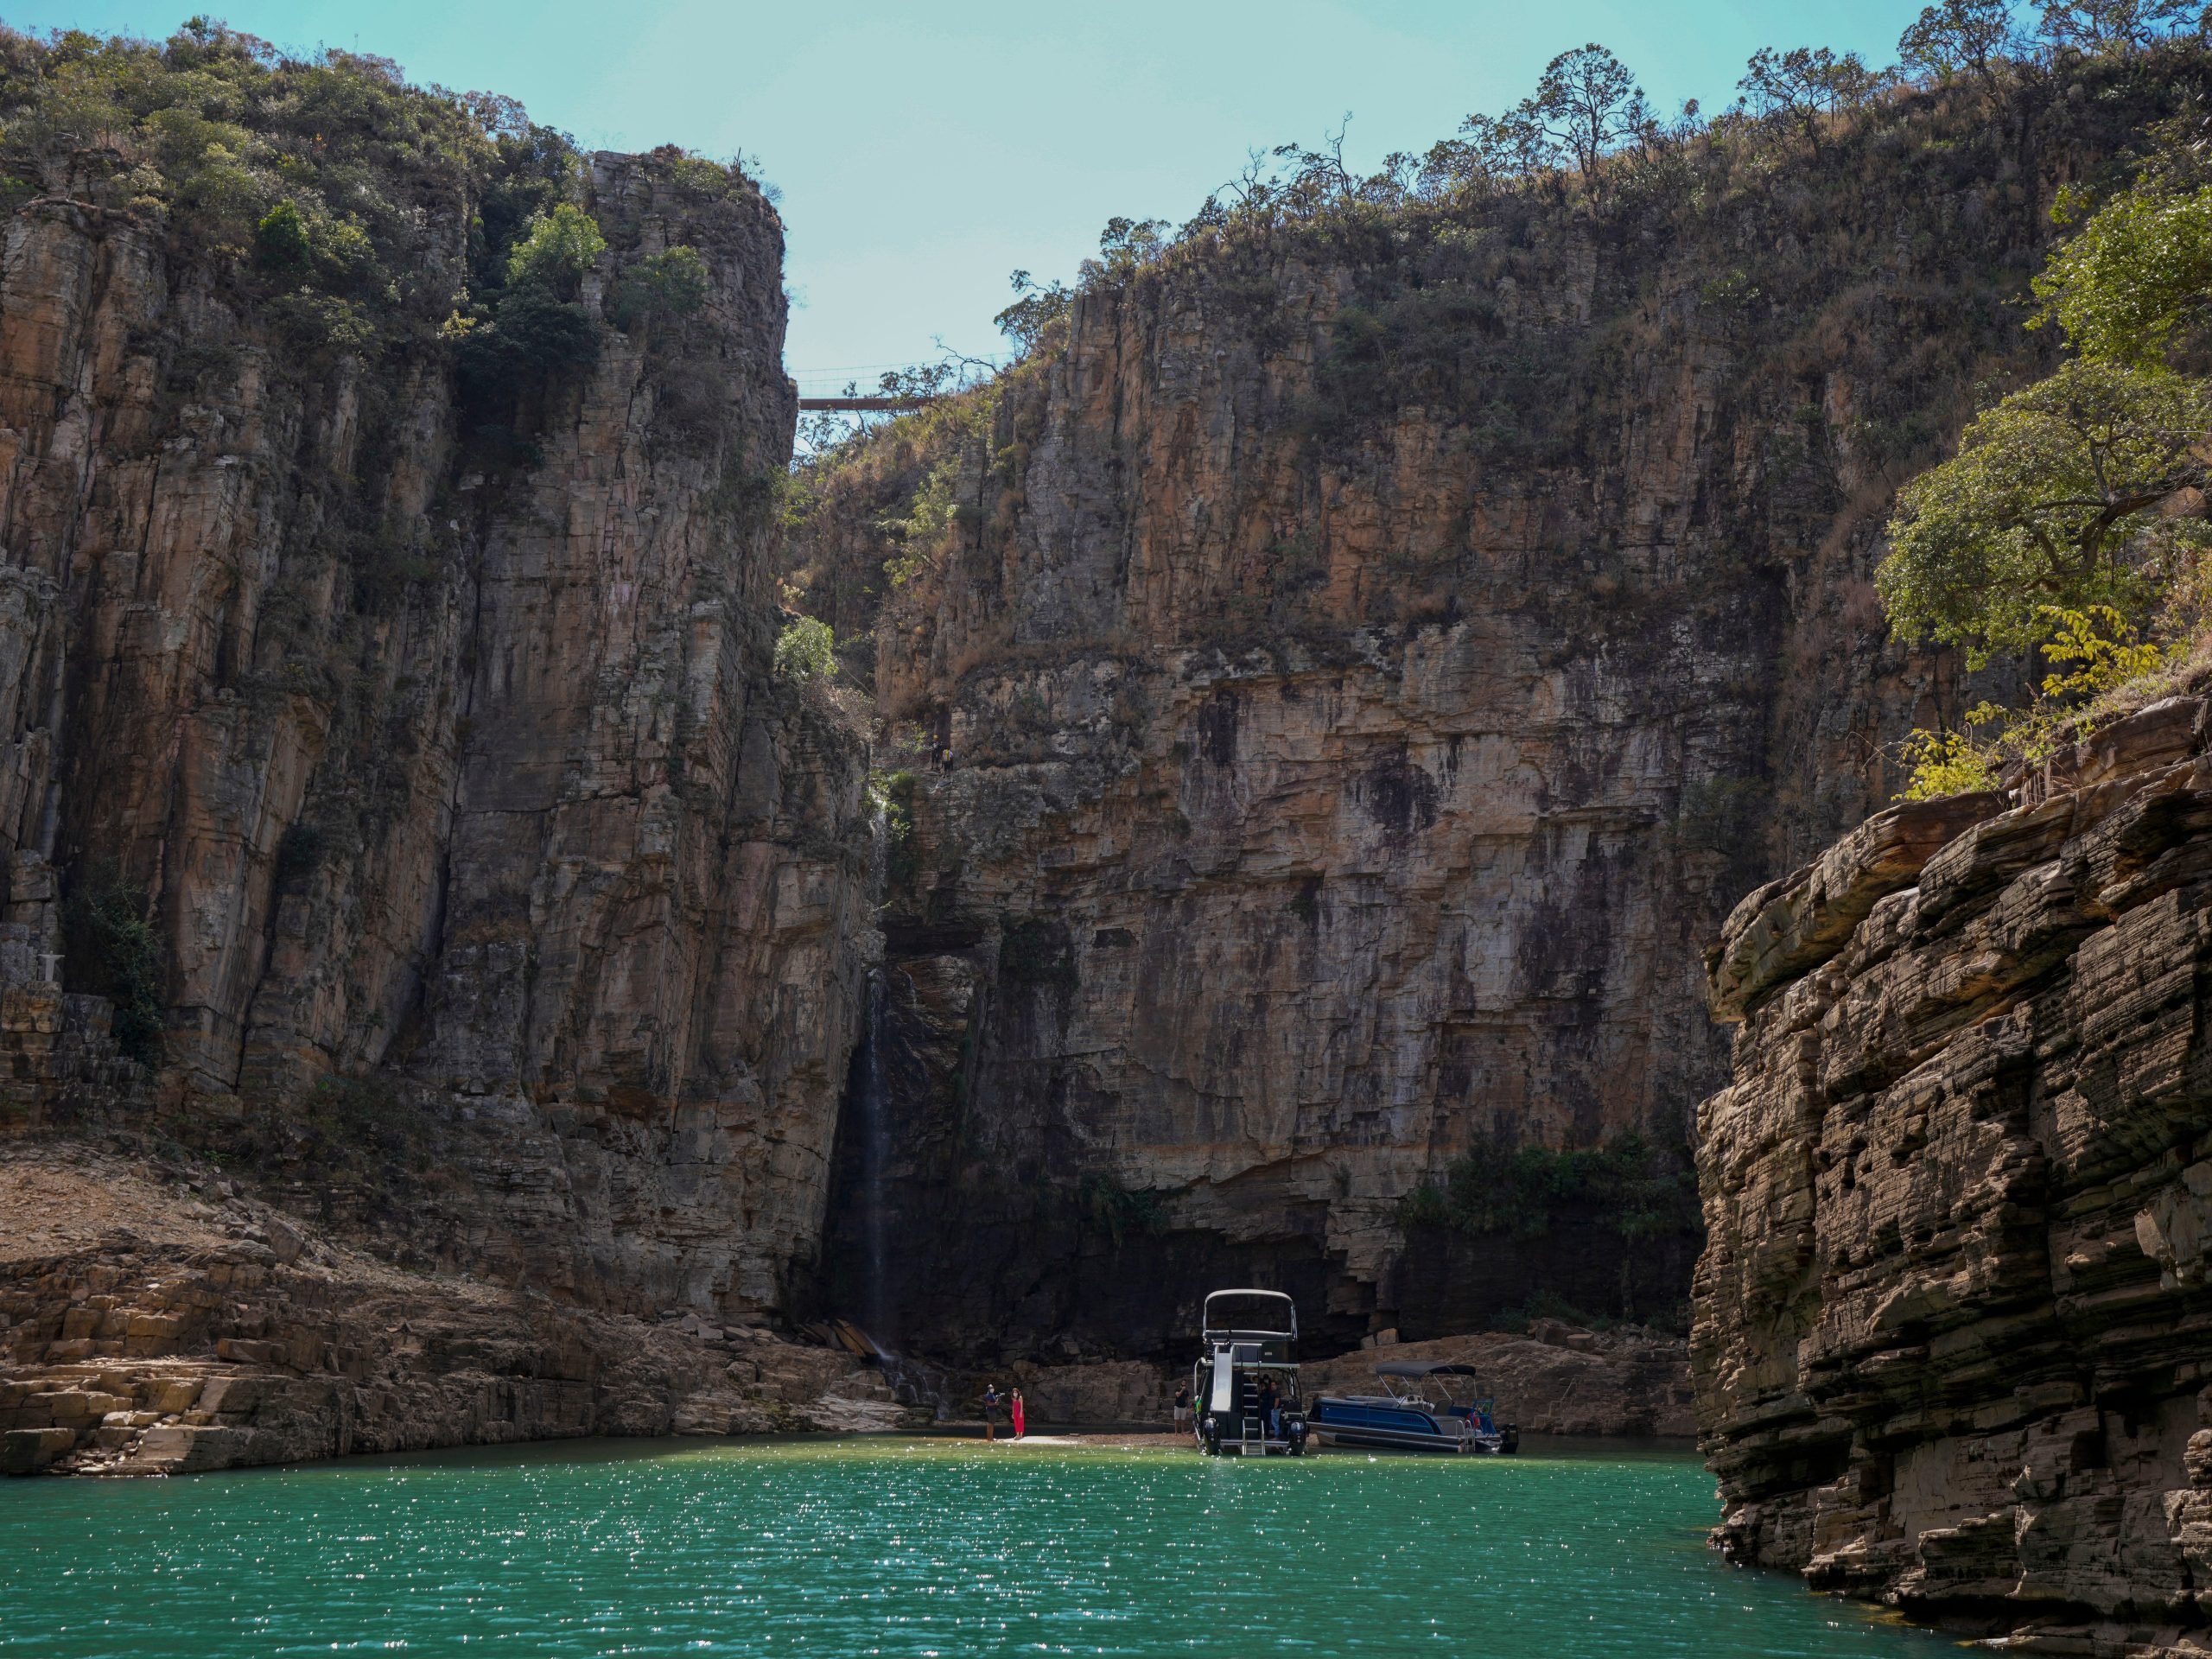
[1011,1388,1027,1440]
[1173,1381,1192,1435]
[982,1382,1002,1441]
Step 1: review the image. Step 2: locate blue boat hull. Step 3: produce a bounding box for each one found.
[1309,1397,1518,1455]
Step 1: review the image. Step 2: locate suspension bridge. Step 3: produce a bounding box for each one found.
[787,359,988,412]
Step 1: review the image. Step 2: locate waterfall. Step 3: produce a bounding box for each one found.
[858,965,891,1350]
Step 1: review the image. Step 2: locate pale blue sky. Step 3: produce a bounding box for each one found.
[8,2,1962,383]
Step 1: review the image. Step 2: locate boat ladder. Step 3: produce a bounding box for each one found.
[1242,1414,1262,1455]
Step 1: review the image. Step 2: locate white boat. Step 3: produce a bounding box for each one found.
[1188,1288,1309,1456]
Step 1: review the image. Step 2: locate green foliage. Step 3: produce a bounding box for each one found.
[773,614,836,682]
[1878,359,2212,662]
[489,288,599,365]
[504,202,606,300]
[995,268,1073,353]
[469,117,582,292]
[267,290,376,358]
[871,769,919,890]
[1897,604,2178,796]
[296,1075,436,1176]
[1736,46,1886,147]
[225,1072,444,1195]
[1880,105,2212,789]
[1398,1133,1700,1243]
[877,394,995,585]
[1897,724,2003,798]
[254,198,310,270]
[1487,1288,1629,1335]
[454,172,605,404]
[60,869,164,1068]
[2037,600,2175,695]
[669,151,742,199]
[1528,43,1648,176]
[2037,0,2201,54]
[0,22,502,359]
[612,245,709,334]
[2031,183,2212,365]
[1898,0,2021,80]
[1088,215,1168,282]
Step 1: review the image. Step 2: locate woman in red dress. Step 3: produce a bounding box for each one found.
[1011,1387,1027,1439]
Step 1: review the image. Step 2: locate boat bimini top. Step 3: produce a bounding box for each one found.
[1344,1362,1493,1412]
[1199,1288,1297,1345]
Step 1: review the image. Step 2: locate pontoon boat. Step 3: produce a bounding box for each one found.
[1309,1361,1519,1453]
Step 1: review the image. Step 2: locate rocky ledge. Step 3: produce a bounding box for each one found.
[0,1143,914,1477]
[981,1320,1693,1436]
[1693,691,2212,1652]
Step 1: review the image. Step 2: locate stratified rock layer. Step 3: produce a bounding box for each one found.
[1693,691,2212,1649]
[0,1146,911,1477]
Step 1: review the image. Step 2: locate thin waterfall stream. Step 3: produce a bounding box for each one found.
[858,966,890,1351]
[851,963,941,1410]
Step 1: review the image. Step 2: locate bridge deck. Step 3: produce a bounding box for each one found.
[796,396,936,411]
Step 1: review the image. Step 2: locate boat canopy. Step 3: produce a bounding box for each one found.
[1375,1361,1484,1379]
[1201,1289,1297,1341]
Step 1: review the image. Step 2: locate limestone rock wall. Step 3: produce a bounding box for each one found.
[1693,691,2212,1645]
[0,144,870,1323]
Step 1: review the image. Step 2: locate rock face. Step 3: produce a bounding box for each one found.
[0,116,869,1323]
[1692,690,2212,1644]
[794,62,2209,1362]
[0,1146,912,1477]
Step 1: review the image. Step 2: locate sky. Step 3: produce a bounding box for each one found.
[7,1,1963,388]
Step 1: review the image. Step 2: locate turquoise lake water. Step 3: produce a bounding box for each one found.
[0,1434,1947,1657]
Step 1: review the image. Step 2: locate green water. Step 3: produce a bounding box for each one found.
[0,1435,1942,1657]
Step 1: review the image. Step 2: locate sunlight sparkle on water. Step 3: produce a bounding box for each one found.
[0,1435,1948,1657]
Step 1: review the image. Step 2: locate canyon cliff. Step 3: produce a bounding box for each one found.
[1693,685,2212,1650]
[788,55,2209,1362]
[0,35,871,1327]
[14,29,2212,1526]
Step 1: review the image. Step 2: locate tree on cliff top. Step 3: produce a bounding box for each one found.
[2037,0,2204,54]
[1882,118,2212,795]
[1528,44,1649,176]
[1898,0,2024,82]
[1736,47,1885,152]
